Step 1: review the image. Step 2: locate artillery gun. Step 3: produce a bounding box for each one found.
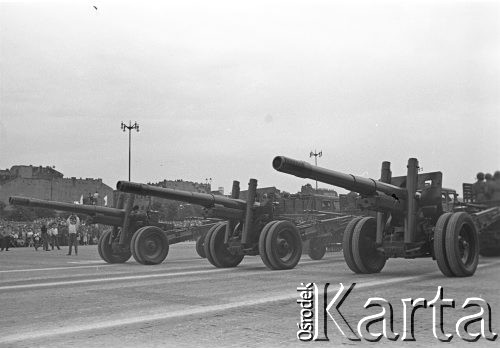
[458,183,500,257]
[273,156,481,277]
[117,179,305,270]
[292,213,354,259]
[9,195,215,264]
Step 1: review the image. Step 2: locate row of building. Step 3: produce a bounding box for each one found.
[0,165,113,207]
[0,165,215,210]
[0,164,346,217]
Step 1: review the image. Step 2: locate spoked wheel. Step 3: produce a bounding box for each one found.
[351,217,386,273]
[308,238,326,260]
[259,221,280,269]
[98,229,131,264]
[133,226,169,265]
[263,220,302,270]
[342,216,364,273]
[205,222,244,268]
[445,212,479,277]
[196,235,206,258]
[433,213,454,277]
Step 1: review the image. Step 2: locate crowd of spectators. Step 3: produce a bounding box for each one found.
[471,171,500,203]
[1,214,214,252]
[0,217,108,249]
[170,217,205,229]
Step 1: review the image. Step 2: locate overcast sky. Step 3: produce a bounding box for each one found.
[1,0,499,196]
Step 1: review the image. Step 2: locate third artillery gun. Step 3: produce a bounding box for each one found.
[273,156,481,277]
[117,179,304,270]
[9,195,214,265]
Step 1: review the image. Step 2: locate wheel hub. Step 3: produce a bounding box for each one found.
[459,235,471,262]
[145,239,159,253]
[277,239,290,257]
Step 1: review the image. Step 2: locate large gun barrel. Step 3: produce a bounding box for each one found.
[117,181,248,211]
[272,156,407,199]
[9,196,124,218]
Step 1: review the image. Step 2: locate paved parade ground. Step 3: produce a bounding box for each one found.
[0,243,499,348]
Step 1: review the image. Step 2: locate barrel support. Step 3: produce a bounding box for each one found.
[376,161,392,244]
[404,158,419,244]
[119,194,135,247]
[241,179,257,245]
[225,181,240,243]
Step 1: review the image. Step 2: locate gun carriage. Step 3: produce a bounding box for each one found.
[9,195,215,264]
[118,180,346,270]
[292,213,354,260]
[456,184,500,257]
[273,156,483,277]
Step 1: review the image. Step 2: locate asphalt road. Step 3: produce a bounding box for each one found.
[0,243,499,348]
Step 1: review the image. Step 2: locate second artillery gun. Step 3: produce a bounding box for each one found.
[9,194,215,264]
[273,156,481,277]
[117,179,306,270]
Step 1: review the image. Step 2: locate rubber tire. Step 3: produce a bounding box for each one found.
[445,212,479,277]
[264,220,302,270]
[196,236,206,258]
[259,221,280,270]
[97,230,109,263]
[203,222,226,267]
[130,228,145,264]
[433,213,454,277]
[308,238,326,260]
[342,216,364,273]
[134,226,169,265]
[352,217,386,273]
[206,223,244,268]
[98,230,131,264]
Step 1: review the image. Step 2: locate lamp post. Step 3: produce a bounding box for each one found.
[309,150,322,191]
[121,121,140,181]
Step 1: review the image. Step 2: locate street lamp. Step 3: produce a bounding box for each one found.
[121,121,140,181]
[309,150,322,191]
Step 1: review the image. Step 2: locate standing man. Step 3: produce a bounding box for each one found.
[49,222,61,250]
[27,227,34,248]
[33,229,41,251]
[0,225,11,251]
[67,214,80,256]
[471,172,487,203]
[485,173,495,200]
[491,171,500,201]
[41,224,50,251]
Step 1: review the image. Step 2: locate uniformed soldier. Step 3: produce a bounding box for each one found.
[485,173,495,200]
[41,224,50,251]
[471,172,487,202]
[67,214,80,256]
[491,171,500,201]
[0,225,11,251]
